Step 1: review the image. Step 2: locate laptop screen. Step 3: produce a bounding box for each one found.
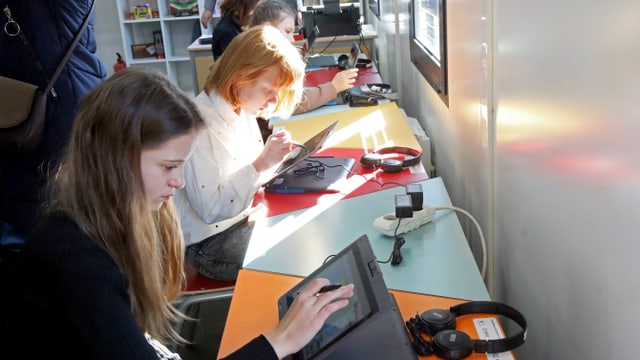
[277,235,416,360]
[349,41,361,69]
[263,120,339,186]
[306,25,320,53]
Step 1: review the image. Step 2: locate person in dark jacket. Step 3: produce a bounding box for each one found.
[0,67,355,359]
[211,0,261,60]
[0,0,107,280]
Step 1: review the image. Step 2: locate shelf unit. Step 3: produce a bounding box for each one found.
[115,0,206,95]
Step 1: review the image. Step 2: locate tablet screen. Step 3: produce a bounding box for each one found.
[278,236,378,359]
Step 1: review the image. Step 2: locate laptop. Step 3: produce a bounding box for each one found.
[263,120,353,193]
[265,156,355,193]
[277,234,417,360]
[304,26,339,68]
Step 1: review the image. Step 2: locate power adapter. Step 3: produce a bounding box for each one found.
[406,183,423,211]
[395,194,414,219]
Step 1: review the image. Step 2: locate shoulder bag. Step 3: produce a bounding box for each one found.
[0,1,94,154]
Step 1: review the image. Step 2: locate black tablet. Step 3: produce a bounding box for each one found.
[277,234,417,360]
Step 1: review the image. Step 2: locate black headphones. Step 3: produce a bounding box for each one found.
[406,301,527,360]
[360,146,422,173]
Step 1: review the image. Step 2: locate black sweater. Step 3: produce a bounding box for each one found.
[0,213,277,359]
[211,13,242,60]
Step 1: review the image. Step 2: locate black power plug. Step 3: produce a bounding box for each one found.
[395,194,413,219]
[390,194,413,266]
[406,183,423,211]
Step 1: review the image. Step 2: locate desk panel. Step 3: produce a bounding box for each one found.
[252,101,428,217]
[245,177,490,301]
[304,65,382,87]
[251,147,428,217]
[218,269,500,359]
[271,101,421,150]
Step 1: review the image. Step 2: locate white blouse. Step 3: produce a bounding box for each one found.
[174,90,272,246]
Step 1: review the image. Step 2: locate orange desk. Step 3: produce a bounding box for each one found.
[217,269,510,360]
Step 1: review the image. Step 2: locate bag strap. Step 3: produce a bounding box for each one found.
[2,0,95,98]
[2,6,50,88]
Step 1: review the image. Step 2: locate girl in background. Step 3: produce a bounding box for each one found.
[249,0,359,115]
[175,25,305,281]
[211,0,262,60]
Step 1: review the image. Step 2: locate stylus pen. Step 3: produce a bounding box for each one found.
[316,284,342,296]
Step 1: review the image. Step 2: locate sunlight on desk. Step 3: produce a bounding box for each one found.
[322,109,393,150]
[244,102,430,271]
[245,172,378,265]
[282,102,421,150]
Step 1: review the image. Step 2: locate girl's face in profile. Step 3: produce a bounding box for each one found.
[237,66,281,116]
[140,131,197,210]
[271,15,296,42]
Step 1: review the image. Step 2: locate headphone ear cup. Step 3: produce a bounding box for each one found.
[418,309,457,335]
[432,330,473,360]
[360,153,382,169]
[379,159,403,173]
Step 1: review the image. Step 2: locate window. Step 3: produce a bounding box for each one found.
[410,0,448,104]
[369,0,380,18]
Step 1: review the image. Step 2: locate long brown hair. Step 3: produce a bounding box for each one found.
[204,25,305,119]
[219,0,262,28]
[49,67,205,343]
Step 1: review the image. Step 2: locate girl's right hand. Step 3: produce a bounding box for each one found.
[264,278,355,359]
[254,130,293,172]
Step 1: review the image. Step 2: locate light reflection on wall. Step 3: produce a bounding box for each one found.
[495,103,640,181]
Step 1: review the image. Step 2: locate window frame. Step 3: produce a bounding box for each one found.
[409,0,448,105]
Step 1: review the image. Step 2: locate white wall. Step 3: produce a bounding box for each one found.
[492,1,640,358]
[94,0,123,76]
[371,0,640,358]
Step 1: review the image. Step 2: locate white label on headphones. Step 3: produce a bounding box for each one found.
[473,318,515,360]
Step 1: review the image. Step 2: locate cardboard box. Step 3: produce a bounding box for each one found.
[169,0,199,16]
[131,43,156,59]
[133,4,153,20]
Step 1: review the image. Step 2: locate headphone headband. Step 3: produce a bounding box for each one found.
[373,146,422,167]
[360,146,422,173]
[451,301,527,354]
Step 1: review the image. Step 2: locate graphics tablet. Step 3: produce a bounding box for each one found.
[277,234,417,360]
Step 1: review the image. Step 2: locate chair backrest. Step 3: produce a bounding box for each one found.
[171,263,236,359]
[172,289,234,359]
[182,262,235,293]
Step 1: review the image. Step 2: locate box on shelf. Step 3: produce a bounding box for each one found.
[169,0,199,16]
[153,31,165,59]
[131,43,156,59]
[133,4,154,19]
